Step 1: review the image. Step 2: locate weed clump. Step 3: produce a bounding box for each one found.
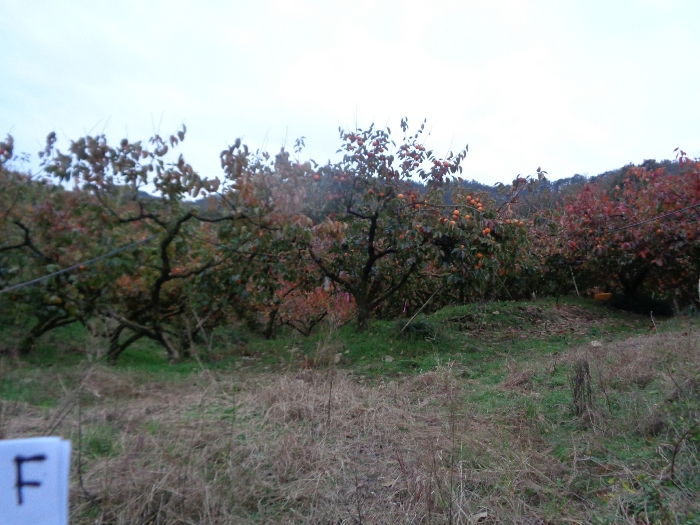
[396,317,440,343]
[570,358,593,416]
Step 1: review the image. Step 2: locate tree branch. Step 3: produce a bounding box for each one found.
[369,261,417,309]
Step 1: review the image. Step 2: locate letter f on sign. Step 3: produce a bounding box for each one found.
[14,454,47,505]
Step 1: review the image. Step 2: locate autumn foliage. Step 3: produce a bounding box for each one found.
[538,152,700,305]
[1,124,698,362]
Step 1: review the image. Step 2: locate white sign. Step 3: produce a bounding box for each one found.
[0,437,71,525]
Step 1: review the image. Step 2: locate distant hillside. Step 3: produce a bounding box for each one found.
[466,158,684,215]
[191,158,684,215]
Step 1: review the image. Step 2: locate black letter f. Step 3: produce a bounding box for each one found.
[14,454,46,505]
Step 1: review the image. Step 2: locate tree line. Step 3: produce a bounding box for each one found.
[1,123,698,362]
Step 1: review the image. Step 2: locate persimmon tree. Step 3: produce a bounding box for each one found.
[546,152,700,303]
[1,127,321,359]
[22,128,231,361]
[433,171,546,305]
[303,119,474,329]
[212,142,318,339]
[0,138,117,353]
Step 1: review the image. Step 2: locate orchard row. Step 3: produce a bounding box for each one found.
[1,124,698,362]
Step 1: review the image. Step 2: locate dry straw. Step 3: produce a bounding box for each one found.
[1,327,698,523]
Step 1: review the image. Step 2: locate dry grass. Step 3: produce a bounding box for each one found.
[1,367,573,523]
[1,327,699,524]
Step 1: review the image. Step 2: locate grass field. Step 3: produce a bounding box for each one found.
[1,297,699,524]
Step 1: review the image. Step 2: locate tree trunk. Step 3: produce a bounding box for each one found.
[157,330,179,364]
[619,266,649,297]
[177,323,192,359]
[263,308,278,340]
[356,299,372,331]
[106,325,143,364]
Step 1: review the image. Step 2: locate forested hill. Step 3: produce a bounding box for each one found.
[190,158,683,212]
[539,158,682,195]
[448,157,684,214]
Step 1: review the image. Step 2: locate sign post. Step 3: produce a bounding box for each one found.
[0,437,71,525]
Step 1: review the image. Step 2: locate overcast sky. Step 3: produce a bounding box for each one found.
[2,0,699,185]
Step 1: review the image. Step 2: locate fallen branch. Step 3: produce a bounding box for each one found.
[401,284,443,333]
